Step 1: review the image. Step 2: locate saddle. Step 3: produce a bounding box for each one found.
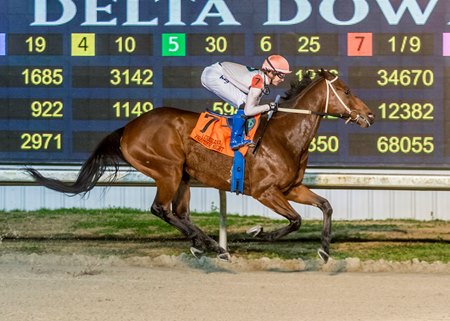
[190,110,262,194]
[190,110,261,157]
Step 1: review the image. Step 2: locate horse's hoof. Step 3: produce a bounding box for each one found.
[246,225,263,237]
[190,247,204,259]
[217,252,231,262]
[317,248,330,263]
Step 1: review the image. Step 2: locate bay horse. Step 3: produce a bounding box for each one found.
[26,69,374,262]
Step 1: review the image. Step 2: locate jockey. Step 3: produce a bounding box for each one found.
[201,55,292,150]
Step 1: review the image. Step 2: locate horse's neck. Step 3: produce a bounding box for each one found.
[298,78,326,113]
[276,80,326,152]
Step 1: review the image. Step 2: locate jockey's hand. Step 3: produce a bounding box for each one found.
[269,101,278,112]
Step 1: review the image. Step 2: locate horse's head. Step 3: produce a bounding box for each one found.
[319,69,375,128]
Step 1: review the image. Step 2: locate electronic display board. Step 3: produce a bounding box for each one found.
[0,0,450,168]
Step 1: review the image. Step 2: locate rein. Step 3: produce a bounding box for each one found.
[277,75,362,123]
[276,107,350,119]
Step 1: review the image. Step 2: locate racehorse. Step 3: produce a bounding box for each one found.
[26,69,374,262]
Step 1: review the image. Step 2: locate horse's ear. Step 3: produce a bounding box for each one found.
[317,68,327,79]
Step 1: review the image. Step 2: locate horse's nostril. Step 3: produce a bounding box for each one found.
[368,113,375,123]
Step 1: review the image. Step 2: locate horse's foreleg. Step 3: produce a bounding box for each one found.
[286,184,333,262]
[252,186,302,241]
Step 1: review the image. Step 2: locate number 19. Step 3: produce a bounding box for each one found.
[25,36,46,53]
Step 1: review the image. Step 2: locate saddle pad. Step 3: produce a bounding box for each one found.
[190,112,260,157]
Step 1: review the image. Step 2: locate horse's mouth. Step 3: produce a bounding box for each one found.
[360,115,375,128]
[348,113,374,128]
[345,110,374,128]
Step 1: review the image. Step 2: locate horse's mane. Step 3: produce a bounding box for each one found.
[282,69,327,102]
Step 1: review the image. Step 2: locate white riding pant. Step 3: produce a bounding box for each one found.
[201,62,247,110]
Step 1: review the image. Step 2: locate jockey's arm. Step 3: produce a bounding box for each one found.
[243,75,270,117]
[244,88,270,116]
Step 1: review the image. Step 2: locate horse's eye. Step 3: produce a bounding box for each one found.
[345,88,351,95]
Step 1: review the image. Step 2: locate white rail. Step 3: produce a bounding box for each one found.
[3,165,450,251]
[3,166,450,190]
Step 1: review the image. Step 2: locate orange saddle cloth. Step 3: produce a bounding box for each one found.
[190,112,260,157]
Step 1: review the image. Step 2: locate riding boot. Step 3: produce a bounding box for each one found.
[230,110,253,150]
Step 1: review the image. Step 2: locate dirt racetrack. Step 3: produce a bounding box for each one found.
[1,253,449,321]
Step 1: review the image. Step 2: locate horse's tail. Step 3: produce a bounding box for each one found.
[25,127,126,195]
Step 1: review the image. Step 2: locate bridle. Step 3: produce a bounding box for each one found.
[277,76,371,126]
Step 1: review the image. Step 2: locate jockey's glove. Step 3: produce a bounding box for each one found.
[269,101,278,112]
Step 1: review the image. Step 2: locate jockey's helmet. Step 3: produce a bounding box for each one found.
[261,55,292,74]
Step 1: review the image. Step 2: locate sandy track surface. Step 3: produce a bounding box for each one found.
[1,253,449,321]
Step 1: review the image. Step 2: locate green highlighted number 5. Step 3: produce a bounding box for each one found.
[162,33,186,57]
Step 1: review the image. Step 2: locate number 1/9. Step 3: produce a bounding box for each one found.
[388,36,421,53]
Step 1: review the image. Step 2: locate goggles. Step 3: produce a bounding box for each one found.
[265,57,287,79]
[273,71,287,79]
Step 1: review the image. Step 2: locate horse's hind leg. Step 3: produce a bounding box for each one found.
[145,175,213,256]
[286,184,333,262]
[119,120,209,255]
[172,174,229,259]
[170,174,206,251]
[129,164,191,241]
[151,184,194,240]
